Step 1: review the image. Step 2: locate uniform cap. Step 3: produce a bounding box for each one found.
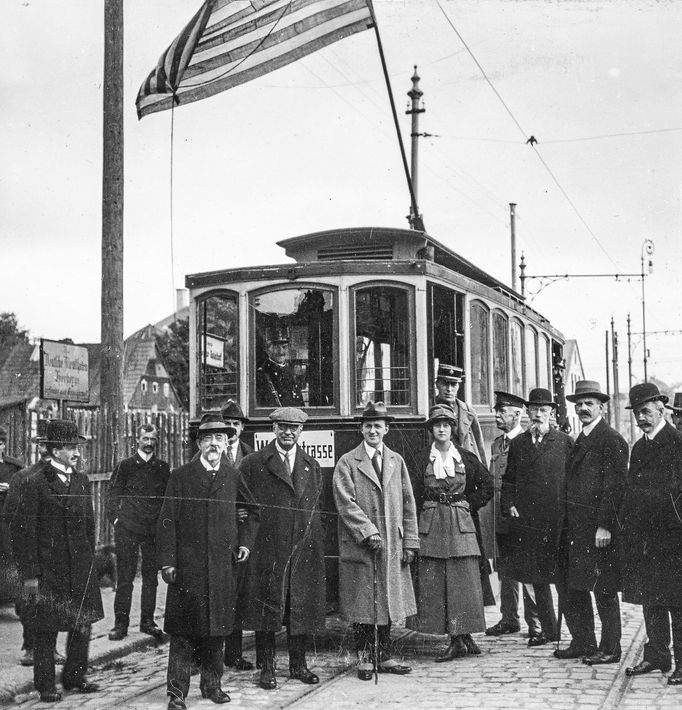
[436,364,463,383]
[493,391,526,409]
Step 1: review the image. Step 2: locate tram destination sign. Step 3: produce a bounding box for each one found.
[40,339,90,402]
[254,430,335,467]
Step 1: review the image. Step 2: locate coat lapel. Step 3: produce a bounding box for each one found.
[354,444,381,489]
[291,445,312,500]
[208,460,228,496]
[382,446,397,489]
[264,442,295,493]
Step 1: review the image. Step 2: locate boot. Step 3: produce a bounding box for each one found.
[257,632,277,690]
[435,635,467,662]
[288,633,319,684]
[108,616,128,641]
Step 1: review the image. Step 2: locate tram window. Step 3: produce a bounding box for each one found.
[253,287,335,408]
[197,292,239,411]
[354,285,411,407]
[469,300,490,405]
[525,326,538,391]
[538,334,550,389]
[492,310,509,392]
[510,319,524,397]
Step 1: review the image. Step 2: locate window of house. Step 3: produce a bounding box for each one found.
[469,300,490,405]
[197,291,239,412]
[510,319,524,397]
[163,383,169,398]
[152,382,159,394]
[353,284,413,408]
[525,325,538,391]
[252,286,335,409]
[141,379,148,393]
[492,310,509,393]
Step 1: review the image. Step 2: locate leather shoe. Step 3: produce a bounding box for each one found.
[290,666,319,684]
[259,666,277,690]
[39,690,62,702]
[436,635,467,662]
[108,625,128,641]
[528,632,556,647]
[226,656,253,671]
[167,697,186,710]
[625,659,671,676]
[19,649,34,666]
[357,661,374,681]
[554,644,596,660]
[462,634,482,655]
[140,621,165,640]
[378,659,411,674]
[485,620,520,636]
[63,680,99,693]
[668,665,682,685]
[583,650,621,665]
[201,687,231,703]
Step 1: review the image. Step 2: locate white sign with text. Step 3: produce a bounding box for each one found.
[254,430,335,467]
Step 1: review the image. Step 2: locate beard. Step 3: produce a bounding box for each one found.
[529,421,550,437]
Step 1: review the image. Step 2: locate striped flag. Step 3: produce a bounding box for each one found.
[136,0,373,119]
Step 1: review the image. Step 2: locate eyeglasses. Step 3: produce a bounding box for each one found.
[275,423,301,432]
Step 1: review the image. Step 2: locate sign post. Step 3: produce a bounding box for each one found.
[40,340,90,415]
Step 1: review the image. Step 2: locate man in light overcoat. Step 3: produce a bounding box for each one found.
[333,401,419,680]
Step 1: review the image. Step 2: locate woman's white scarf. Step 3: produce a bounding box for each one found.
[429,442,463,480]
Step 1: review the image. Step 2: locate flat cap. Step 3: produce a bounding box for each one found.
[270,407,308,425]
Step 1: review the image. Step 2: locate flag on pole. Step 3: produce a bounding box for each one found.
[136,0,373,119]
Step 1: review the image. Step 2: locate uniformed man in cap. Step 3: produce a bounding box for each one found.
[483,391,540,639]
[333,401,419,680]
[620,383,682,685]
[238,407,325,690]
[256,326,304,407]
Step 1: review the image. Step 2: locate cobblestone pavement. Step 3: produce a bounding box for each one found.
[5,602,682,709]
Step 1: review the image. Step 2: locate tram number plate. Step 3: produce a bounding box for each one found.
[254,430,335,467]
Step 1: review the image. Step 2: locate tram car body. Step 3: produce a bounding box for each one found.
[186,227,566,603]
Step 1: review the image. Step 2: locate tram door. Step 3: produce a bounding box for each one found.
[427,284,464,399]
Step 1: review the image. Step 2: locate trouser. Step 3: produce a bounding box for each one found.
[532,584,557,637]
[255,630,309,671]
[113,529,159,626]
[499,575,541,631]
[558,584,621,654]
[224,629,244,664]
[167,635,223,701]
[642,605,682,667]
[15,598,34,651]
[33,625,90,694]
[354,622,392,664]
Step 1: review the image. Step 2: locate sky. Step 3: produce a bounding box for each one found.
[2,0,681,390]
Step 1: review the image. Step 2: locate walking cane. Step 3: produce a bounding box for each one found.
[373,548,379,685]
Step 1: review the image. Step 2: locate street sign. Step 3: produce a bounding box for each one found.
[40,339,90,402]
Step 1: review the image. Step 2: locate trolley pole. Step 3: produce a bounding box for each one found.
[406,66,425,230]
[611,317,620,434]
[627,313,634,441]
[510,203,518,291]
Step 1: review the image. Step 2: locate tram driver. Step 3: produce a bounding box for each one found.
[256,325,305,408]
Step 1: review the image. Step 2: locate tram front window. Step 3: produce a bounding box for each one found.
[354,285,410,407]
[253,287,335,408]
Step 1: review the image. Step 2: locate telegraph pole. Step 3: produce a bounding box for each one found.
[627,313,634,442]
[604,331,611,425]
[101,0,125,467]
[611,317,620,433]
[406,66,425,230]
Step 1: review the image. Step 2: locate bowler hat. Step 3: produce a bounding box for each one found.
[436,364,463,383]
[526,388,556,408]
[626,382,668,410]
[31,419,50,444]
[197,413,232,435]
[220,399,248,422]
[269,407,308,425]
[666,392,682,414]
[425,404,456,428]
[44,419,87,445]
[494,391,526,410]
[265,325,290,344]
[356,401,394,422]
[566,380,610,404]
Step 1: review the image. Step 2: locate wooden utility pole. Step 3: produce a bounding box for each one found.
[611,317,620,433]
[101,0,125,467]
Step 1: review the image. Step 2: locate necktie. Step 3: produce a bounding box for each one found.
[372,450,382,480]
[283,453,292,478]
[502,435,510,453]
[226,446,235,465]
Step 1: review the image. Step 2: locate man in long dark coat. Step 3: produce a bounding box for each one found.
[11,420,103,703]
[555,381,627,664]
[239,407,325,690]
[157,415,259,709]
[501,388,573,647]
[620,383,682,685]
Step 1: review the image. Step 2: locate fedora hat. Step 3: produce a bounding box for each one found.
[626,382,668,410]
[197,413,232,435]
[526,388,556,409]
[220,399,248,422]
[436,364,464,383]
[44,419,87,445]
[493,391,526,410]
[356,401,394,422]
[566,380,610,404]
[666,392,682,414]
[425,404,456,428]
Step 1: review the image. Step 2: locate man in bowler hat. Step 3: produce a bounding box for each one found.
[666,393,682,433]
[555,381,628,664]
[11,420,103,703]
[620,383,682,685]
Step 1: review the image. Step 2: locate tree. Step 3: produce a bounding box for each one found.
[155,317,189,410]
[0,312,29,341]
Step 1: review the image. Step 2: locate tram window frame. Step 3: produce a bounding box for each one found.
[525,324,539,392]
[492,309,509,393]
[469,299,491,406]
[350,281,416,413]
[538,333,551,389]
[510,318,525,397]
[196,289,240,413]
[249,283,339,414]
[426,283,465,397]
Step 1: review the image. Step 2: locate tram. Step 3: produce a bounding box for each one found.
[186,226,567,600]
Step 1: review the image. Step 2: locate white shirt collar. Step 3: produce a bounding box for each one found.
[505,424,523,441]
[50,460,72,475]
[275,442,296,466]
[646,417,667,441]
[200,455,221,472]
[363,441,384,461]
[581,416,602,437]
[137,449,152,462]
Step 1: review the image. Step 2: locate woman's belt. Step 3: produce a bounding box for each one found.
[424,491,465,504]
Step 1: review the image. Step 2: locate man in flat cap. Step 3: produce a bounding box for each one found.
[501,388,573,647]
[11,420,103,703]
[157,414,259,709]
[555,381,628,664]
[238,407,325,690]
[484,391,540,639]
[333,401,419,680]
[256,326,304,407]
[620,383,682,685]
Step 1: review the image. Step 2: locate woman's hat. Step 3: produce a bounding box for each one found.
[44,419,87,445]
[566,380,610,404]
[526,388,556,409]
[356,401,394,422]
[425,404,456,428]
[626,382,668,410]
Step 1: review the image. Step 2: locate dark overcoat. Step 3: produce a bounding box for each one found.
[156,457,258,638]
[238,441,325,635]
[500,427,573,584]
[333,443,419,625]
[10,461,104,631]
[479,432,512,561]
[0,455,23,561]
[562,418,628,593]
[620,423,682,606]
